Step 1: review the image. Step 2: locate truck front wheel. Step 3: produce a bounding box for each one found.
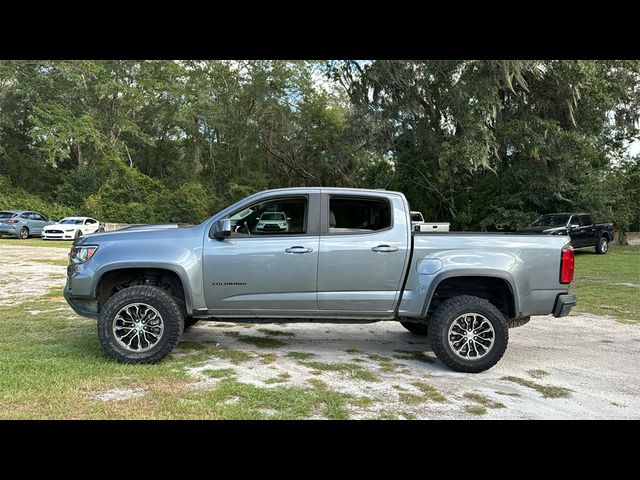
[97,286,184,364]
[595,237,608,254]
[429,295,508,373]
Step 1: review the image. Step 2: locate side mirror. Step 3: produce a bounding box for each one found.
[213,218,232,240]
[570,224,579,230]
[287,217,292,221]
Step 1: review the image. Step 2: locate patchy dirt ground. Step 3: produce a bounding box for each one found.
[3,244,639,419]
[0,245,68,306]
[182,314,640,419]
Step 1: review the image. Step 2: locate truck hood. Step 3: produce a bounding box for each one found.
[77,223,197,244]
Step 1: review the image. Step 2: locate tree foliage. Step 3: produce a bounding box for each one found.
[0,60,638,240]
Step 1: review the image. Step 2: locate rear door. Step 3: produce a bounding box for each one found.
[317,192,410,314]
[203,192,321,314]
[31,213,48,235]
[573,215,594,247]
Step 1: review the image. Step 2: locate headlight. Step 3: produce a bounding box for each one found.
[69,245,98,264]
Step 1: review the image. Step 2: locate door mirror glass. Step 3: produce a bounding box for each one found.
[213,218,232,240]
[570,224,579,230]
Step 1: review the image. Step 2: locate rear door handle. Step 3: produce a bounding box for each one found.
[372,245,399,253]
[285,246,314,254]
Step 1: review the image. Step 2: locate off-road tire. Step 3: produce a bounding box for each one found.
[19,227,29,239]
[183,317,200,330]
[507,316,531,329]
[429,295,508,373]
[400,321,429,336]
[595,236,608,255]
[98,285,184,364]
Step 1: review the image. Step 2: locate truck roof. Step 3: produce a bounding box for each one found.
[256,187,404,196]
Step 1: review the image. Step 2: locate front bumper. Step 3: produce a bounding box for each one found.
[64,286,99,319]
[553,293,577,317]
[43,232,74,240]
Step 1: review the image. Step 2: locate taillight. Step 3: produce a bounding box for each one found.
[6,219,18,224]
[560,246,575,284]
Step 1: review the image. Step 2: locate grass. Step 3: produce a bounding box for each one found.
[0,296,375,419]
[571,246,640,323]
[235,335,288,349]
[201,368,236,379]
[257,328,295,337]
[259,353,278,365]
[299,361,379,382]
[0,238,72,248]
[465,405,488,415]
[285,351,315,360]
[501,376,572,399]
[308,379,328,390]
[463,392,505,409]
[264,372,291,384]
[392,350,435,364]
[399,382,446,405]
[527,369,549,379]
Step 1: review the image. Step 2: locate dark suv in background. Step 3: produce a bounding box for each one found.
[520,213,615,254]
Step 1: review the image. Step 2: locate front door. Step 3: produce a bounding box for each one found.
[317,193,410,314]
[203,193,321,315]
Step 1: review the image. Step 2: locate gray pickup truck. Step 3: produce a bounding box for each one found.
[64,188,576,373]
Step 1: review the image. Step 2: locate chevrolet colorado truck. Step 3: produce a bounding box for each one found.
[520,213,615,254]
[64,188,576,373]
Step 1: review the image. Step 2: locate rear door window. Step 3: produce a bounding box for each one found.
[328,197,391,233]
[579,215,592,226]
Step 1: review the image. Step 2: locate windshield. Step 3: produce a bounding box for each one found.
[530,215,570,227]
[59,219,84,225]
[0,212,16,220]
[261,213,285,221]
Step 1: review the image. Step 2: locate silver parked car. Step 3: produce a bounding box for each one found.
[0,210,55,239]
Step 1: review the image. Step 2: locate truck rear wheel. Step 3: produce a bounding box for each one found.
[595,237,608,254]
[400,321,429,336]
[429,295,508,373]
[97,285,184,364]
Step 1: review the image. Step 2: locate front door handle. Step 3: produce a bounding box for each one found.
[372,245,399,253]
[285,246,314,254]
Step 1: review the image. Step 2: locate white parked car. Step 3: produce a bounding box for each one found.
[42,217,103,240]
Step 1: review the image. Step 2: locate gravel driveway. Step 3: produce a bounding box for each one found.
[3,243,639,419]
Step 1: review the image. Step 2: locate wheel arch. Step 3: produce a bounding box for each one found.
[92,264,193,315]
[421,271,519,320]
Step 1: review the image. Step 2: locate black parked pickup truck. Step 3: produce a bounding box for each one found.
[520,213,615,254]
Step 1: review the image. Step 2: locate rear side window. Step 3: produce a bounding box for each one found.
[85,219,97,224]
[579,215,592,226]
[329,197,391,233]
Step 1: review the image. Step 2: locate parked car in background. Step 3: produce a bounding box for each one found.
[410,211,425,227]
[255,211,290,232]
[519,213,615,254]
[410,210,450,232]
[0,210,55,239]
[42,217,104,241]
